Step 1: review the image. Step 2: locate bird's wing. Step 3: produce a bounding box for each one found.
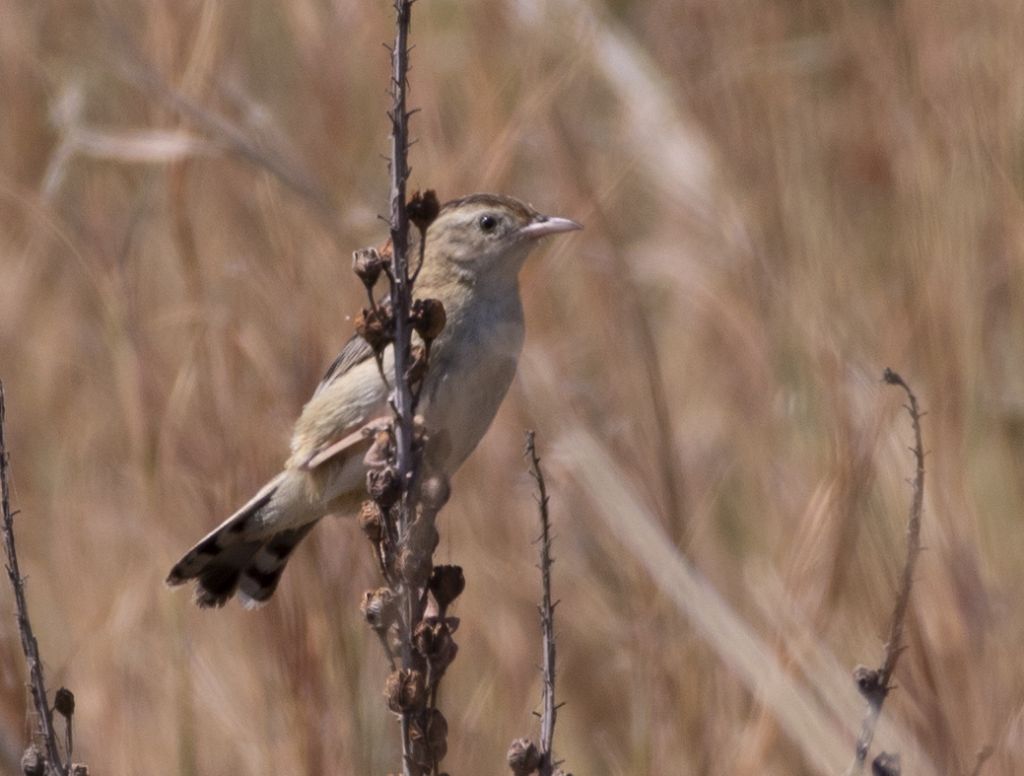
[313,333,375,398]
[289,334,391,473]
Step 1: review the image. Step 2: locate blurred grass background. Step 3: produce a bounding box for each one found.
[2,0,1024,773]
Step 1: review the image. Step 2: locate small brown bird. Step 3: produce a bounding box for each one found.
[166,194,581,608]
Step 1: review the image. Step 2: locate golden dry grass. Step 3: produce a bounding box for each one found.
[2,1,1024,774]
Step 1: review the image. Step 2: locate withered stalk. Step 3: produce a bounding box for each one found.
[847,369,926,775]
[1,381,68,776]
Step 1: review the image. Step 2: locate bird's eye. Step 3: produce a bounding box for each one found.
[478,214,497,232]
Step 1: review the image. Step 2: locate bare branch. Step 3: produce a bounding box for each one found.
[847,368,926,774]
[525,430,560,776]
[1,381,67,776]
[384,5,420,775]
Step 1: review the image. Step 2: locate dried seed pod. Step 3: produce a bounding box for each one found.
[506,738,541,775]
[364,427,394,470]
[853,665,885,702]
[367,467,401,509]
[413,618,459,676]
[410,298,446,341]
[358,501,384,542]
[355,304,394,353]
[428,565,465,611]
[384,669,427,713]
[424,708,449,763]
[20,746,44,776]
[408,189,440,234]
[54,686,75,717]
[352,247,385,288]
[419,472,450,512]
[412,619,444,659]
[360,588,398,630]
[872,752,900,776]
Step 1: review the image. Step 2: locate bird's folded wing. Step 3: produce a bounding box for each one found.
[298,417,391,471]
[314,333,376,398]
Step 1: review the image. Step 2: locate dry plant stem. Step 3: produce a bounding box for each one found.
[95,4,338,232]
[0,382,67,776]
[386,0,416,538]
[526,431,560,776]
[847,369,926,775]
[385,2,418,774]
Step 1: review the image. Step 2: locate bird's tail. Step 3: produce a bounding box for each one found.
[166,473,319,608]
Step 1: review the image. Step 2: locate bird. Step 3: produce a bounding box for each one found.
[166,193,581,608]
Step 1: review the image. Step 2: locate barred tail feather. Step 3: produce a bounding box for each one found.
[166,473,318,608]
[237,522,319,609]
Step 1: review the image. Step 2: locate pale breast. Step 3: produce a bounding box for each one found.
[419,293,525,472]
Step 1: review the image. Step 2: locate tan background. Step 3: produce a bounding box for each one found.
[1,1,1023,773]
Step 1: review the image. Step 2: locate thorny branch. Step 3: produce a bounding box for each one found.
[846,368,926,775]
[507,433,569,776]
[386,0,416,524]
[0,381,67,776]
[353,4,459,775]
[385,3,419,774]
[527,432,560,776]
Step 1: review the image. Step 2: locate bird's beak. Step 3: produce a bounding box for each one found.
[518,215,583,240]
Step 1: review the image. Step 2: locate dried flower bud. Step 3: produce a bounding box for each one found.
[358,500,384,542]
[398,546,432,588]
[419,472,450,512]
[54,686,75,718]
[408,709,448,769]
[413,618,459,675]
[21,746,44,776]
[427,709,450,762]
[384,669,427,713]
[506,738,541,775]
[853,665,885,702]
[408,189,441,234]
[360,588,398,630]
[352,247,385,288]
[367,467,401,509]
[364,428,394,470]
[412,618,447,658]
[872,752,900,776]
[411,298,447,341]
[428,565,465,611]
[355,304,394,353]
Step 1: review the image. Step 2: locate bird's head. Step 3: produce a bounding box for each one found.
[420,194,581,290]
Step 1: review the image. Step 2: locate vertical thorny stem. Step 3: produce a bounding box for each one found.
[526,431,560,776]
[386,2,418,773]
[847,368,926,775]
[0,381,67,776]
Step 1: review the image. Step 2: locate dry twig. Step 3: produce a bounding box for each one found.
[353,6,459,775]
[1,381,67,776]
[384,4,421,774]
[846,368,926,775]
[508,432,569,776]
[527,431,560,776]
